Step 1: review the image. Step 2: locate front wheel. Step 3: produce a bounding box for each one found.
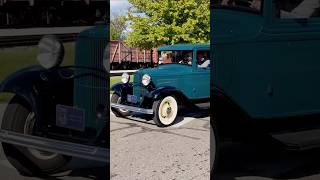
[111,93,130,117]
[1,96,71,177]
[153,96,179,127]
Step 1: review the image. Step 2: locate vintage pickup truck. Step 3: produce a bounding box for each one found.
[0,22,108,176]
[111,44,210,127]
[212,0,320,173]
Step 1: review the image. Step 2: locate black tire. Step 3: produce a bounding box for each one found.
[1,96,71,177]
[153,96,179,127]
[111,93,130,117]
[210,120,219,177]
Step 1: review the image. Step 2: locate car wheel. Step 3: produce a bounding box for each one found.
[153,96,178,127]
[111,93,130,117]
[1,96,71,177]
[211,120,219,176]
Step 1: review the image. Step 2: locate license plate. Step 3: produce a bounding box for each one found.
[127,94,138,104]
[56,105,85,131]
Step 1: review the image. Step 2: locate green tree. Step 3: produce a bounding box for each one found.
[110,15,128,40]
[126,0,210,49]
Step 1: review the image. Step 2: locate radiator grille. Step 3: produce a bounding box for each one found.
[74,36,108,134]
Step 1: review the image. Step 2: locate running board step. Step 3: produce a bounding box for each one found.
[0,129,109,163]
[272,129,320,150]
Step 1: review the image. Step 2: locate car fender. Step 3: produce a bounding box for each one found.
[151,86,190,104]
[0,65,74,129]
[111,82,133,96]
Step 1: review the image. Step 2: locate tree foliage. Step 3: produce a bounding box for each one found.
[126,0,210,49]
[110,15,128,40]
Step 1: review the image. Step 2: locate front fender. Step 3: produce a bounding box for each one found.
[0,65,74,129]
[0,66,46,115]
[151,86,189,103]
[111,82,133,96]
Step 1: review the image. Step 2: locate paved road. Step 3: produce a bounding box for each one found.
[110,109,211,180]
[0,103,108,180]
[215,142,320,180]
[111,106,320,180]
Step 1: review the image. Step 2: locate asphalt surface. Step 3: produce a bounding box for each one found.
[111,106,320,180]
[215,142,320,180]
[110,108,211,180]
[0,103,108,180]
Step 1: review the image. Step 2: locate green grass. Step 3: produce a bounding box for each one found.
[0,43,75,102]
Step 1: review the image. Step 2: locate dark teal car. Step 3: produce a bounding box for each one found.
[211,0,320,174]
[0,23,108,176]
[111,44,210,127]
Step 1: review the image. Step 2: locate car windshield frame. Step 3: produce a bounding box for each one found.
[212,0,264,14]
[157,50,194,66]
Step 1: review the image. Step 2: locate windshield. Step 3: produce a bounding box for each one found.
[158,50,193,66]
[213,0,263,13]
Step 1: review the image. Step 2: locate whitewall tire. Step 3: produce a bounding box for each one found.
[153,96,178,127]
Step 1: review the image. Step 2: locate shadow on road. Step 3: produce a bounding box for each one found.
[214,142,320,180]
[48,166,109,180]
[121,107,210,127]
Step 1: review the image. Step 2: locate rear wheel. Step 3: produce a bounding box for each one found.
[111,93,130,117]
[1,96,71,177]
[153,96,179,127]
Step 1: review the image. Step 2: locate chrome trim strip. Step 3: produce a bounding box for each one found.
[111,103,154,114]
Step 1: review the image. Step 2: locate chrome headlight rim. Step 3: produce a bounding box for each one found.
[37,35,64,70]
[142,74,151,86]
[121,72,130,84]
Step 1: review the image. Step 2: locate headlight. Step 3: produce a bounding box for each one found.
[121,72,130,83]
[37,35,64,69]
[142,74,151,86]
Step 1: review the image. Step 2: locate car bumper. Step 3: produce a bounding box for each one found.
[110,103,154,115]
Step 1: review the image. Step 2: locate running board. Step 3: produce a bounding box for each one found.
[111,103,153,114]
[272,129,320,151]
[0,129,109,163]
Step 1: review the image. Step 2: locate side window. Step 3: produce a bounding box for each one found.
[196,50,210,68]
[276,0,320,19]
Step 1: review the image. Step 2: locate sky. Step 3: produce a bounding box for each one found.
[110,0,132,15]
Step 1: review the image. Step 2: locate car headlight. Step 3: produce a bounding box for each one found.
[37,35,64,69]
[121,72,130,83]
[142,74,151,86]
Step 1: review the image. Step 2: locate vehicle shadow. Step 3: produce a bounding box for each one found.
[214,142,320,180]
[127,107,210,126]
[46,161,108,180]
